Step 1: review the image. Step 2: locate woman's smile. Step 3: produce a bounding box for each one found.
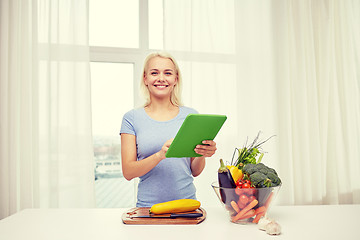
[144,56,178,98]
[153,83,169,89]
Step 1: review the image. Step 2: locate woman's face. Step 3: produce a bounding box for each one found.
[144,56,178,100]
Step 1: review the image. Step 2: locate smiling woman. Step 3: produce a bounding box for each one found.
[143,57,178,105]
[140,52,183,108]
[119,51,218,207]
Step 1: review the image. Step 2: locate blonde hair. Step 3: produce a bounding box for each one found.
[140,51,183,107]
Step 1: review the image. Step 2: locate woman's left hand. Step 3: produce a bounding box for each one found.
[194,140,217,157]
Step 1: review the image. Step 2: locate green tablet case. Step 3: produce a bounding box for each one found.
[165,114,227,158]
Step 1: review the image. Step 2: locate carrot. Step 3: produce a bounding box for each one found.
[252,212,265,223]
[252,192,274,223]
[235,209,255,221]
[231,201,240,213]
[231,199,258,222]
[254,206,266,215]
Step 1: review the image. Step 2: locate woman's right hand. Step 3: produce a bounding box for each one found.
[156,138,173,160]
[122,135,174,180]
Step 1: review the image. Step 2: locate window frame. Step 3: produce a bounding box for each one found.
[89,0,240,208]
[89,0,153,108]
[89,0,152,207]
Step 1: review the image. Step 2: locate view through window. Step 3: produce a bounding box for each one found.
[89,0,164,207]
[90,62,135,207]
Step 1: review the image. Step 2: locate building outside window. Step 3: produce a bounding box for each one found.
[89,0,164,207]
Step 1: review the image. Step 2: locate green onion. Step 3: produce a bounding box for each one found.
[232,131,275,169]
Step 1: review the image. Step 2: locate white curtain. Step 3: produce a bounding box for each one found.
[163,0,360,206]
[0,0,95,219]
[273,0,360,205]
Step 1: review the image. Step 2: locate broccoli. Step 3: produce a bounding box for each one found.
[243,163,281,188]
[243,162,266,175]
[249,172,268,186]
[267,172,281,186]
[242,163,257,174]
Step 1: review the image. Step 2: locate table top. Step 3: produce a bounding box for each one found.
[0,205,359,240]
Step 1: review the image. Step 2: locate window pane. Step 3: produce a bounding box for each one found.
[149,0,164,49]
[163,1,236,54]
[90,62,135,208]
[89,0,139,48]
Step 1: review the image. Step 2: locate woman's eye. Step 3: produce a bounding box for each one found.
[151,72,158,75]
[165,72,172,75]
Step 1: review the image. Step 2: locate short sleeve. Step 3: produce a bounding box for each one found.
[120,110,136,136]
[183,106,198,115]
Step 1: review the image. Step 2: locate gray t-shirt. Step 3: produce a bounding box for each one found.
[120,106,198,207]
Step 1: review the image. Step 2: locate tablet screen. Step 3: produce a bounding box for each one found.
[165,114,227,158]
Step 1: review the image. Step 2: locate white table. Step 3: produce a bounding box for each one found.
[0,205,358,240]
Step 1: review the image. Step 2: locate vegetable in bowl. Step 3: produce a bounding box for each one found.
[232,131,275,170]
[212,181,281,224]
[243,163,281,188]
[214,131,282,224]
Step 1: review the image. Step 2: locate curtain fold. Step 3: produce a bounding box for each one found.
[0,0,95,219]
[163,0,278,206]
[274,0,360,205]
[163,0,360,206]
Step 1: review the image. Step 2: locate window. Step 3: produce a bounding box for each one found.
[148,0,164,49]
[89,0,237,208]
[89,0,165,208]
[89,0,139,48]
[90,62,135,207]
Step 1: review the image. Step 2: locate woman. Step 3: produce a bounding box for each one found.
[120,52,217,207]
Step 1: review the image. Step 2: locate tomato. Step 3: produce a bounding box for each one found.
[237,199,246,209]
[235,177,256,196]
[248,187,256,196]
[249,195,256,202]
[236,179,243,187]
[242,183,255,195]
[239,194,249,205]
[235,186,242,195]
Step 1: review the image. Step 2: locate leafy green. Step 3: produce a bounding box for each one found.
[231,131,275,169]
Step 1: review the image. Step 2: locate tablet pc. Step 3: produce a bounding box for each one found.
[165,114,227,158]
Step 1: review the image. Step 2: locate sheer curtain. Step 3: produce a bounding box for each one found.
[0,0,94,219]
[163,0,279,207]
[163,0,360,206]
[273,0,360,205]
